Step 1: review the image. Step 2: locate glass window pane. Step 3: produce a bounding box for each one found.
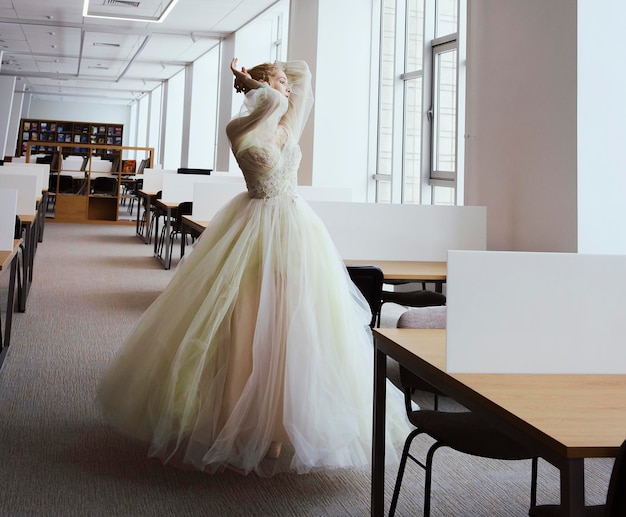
[377,0,396,199]
[433,48,456,174]
[436,0,458,38]
[432,185,455,205]
[403,78,422,204]
[405,0,424,72]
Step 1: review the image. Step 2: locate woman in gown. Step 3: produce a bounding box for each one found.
[97,58,410,476]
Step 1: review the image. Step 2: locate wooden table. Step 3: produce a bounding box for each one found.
[0,239,21,367]
[153,199,181,270]
[135,189,159,244]
[371,328,626,517]
[345,259,446,283]
[180,215,208,257]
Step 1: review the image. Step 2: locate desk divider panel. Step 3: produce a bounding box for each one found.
[192,182,247,220]
[0,174,38,214]
[162,174,245,204]
[1,163,47,194]
[296,186,352,202]
[0,189,18,250]
[141,169,175,192]
[306,202,486,261]
[446,250,626,374]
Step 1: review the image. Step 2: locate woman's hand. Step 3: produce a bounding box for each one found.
[231,58,260,94]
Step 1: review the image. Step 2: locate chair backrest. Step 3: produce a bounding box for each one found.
[92,176,118,195]
[346,265,384,328]
[174,201,193,230]
[606,438,626,517]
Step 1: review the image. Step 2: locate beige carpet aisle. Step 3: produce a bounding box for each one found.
[0,222,613,516]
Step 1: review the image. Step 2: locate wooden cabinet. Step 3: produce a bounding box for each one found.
[18,118,123,159]
[44,144,153,224]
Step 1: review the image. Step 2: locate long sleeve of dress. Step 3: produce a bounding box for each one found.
[226,60,313,156]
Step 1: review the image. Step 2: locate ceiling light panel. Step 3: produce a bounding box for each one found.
[83,0,180,23]
[79,57,126,76]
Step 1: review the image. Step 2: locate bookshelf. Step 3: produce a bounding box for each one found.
[18,118,124,159]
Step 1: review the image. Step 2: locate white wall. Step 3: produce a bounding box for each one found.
[577,0,626,254]
[27,100,132,146]
[464,0,578,252]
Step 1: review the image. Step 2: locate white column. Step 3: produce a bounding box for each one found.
[0,76,16,160]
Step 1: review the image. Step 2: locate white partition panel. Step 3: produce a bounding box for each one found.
[446,250,626,374]
[162,174,245,204]
[297,186,352,202]
[192,182,247,220]
[141,168,176,192]
[0,188,17,250]
[1,163,47,193]
[0,174,38,214]
[307,202,486,261]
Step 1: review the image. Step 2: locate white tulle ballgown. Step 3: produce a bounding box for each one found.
[97,61,410,476]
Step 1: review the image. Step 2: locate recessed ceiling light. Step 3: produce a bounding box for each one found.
[93,42,120,48]
[82,0,180,23]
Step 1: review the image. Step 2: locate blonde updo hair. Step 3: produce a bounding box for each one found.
[247,62,283,83]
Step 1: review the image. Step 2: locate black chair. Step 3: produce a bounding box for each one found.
[47,174,75,211]
[389,365,538,517]
[380,280,446,326]
[90,176,118,196]
[346,265,384,328]
[177,167,212,175]
[529,438,626,517]
[156,201,193,269]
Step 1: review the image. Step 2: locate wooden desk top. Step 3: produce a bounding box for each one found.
[181,215,209,233]
[345,259,446,281]
[0,240,21,270]
[374,328,626,458]
[18,213,37,225]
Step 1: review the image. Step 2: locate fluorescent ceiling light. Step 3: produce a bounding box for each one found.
[82,0,180,23]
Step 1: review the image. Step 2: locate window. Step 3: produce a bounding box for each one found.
[373,0,462,205]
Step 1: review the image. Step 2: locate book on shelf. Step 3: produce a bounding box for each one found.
[122,159,136,173]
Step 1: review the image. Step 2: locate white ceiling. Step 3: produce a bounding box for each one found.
[0,0,279,105]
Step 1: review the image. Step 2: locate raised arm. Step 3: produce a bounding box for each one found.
[277,60,314,141]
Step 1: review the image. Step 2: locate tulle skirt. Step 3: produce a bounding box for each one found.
[97,192,410,476]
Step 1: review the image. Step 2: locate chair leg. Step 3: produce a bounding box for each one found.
[424,442,446,517]
[530,457,539,509]
[389,429,424,516]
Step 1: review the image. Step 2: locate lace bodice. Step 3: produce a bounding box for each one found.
[237,139,301,199]
[226,61,313,201]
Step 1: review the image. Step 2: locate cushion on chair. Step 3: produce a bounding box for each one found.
[397,306,447,329]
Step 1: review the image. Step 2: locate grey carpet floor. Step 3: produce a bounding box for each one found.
[0,222,612,516]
